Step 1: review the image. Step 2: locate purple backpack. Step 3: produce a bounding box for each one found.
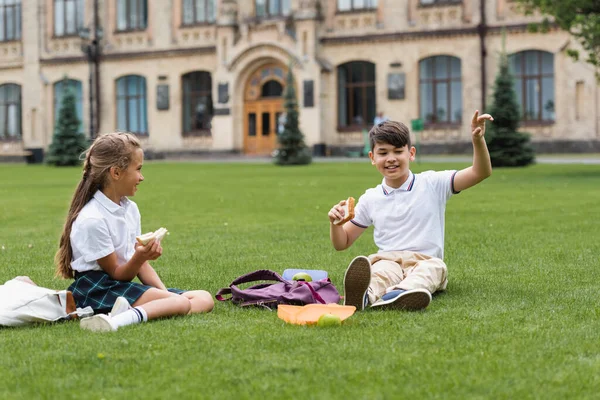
[215,270,340,308]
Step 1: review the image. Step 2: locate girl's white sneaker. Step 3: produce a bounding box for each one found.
[80,314,117,332]
[109,296,132,317]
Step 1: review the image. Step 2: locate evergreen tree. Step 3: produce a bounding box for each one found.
[486,49,536,167]
[274,63,312,166]
[46,82,88,166]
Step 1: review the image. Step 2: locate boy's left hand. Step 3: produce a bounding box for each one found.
[471,110,493,139]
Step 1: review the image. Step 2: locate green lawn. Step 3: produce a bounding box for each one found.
[1,161,599,399]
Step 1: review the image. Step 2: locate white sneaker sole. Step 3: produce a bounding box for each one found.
[371,289,432,311]
[343,256,371,311]
[80,314,116,332]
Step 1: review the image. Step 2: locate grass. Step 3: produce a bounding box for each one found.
[1,161,599,399]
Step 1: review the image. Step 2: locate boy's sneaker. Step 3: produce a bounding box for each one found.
[371,288,432,311]
[109,296,131,317]
[343,256,371,311]
[80,314,117,332]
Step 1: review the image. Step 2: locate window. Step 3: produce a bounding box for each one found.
[337,61,376,128]
[337,0,378,12]
[0,0,21,42]
[116,75,147,135]
[54,0,84,37]
[0,83,21,139]
[419,55,462,125]
[116,0,147,31]
[182,0,215,25]
[255,0,291,18]
[261,80,283,97]
[509,50,555,122]
[54,79,84,133]
[182,71,213,136]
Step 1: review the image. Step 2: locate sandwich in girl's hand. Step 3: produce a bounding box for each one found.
[136,227,169,245]
[333,197,355,225]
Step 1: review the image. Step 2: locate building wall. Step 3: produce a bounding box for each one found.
[0,0,598,158]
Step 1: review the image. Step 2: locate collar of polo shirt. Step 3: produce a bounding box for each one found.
[381,170,415,195]
[93,190,131,215]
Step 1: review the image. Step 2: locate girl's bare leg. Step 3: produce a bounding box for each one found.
[182,290,214,314]
[132,288,191,319]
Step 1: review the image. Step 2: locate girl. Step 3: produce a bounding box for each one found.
[55,132,214,332]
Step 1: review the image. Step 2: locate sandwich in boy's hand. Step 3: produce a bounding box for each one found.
[136,227,169,245]
[333,197,355,226]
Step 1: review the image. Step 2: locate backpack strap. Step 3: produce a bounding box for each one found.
[215,270,286,302]
[298,281,327,304]
[215,287,232,301]
[229,270,286,286]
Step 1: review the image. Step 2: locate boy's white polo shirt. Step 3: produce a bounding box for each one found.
[70,190,141,273]
[351,169,459,260]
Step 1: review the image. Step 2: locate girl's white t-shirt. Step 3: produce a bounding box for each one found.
[70,190,141,273]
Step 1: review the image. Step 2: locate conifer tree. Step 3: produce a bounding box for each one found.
[274,63,312,166]
[47,83,88,166]
[486,47,536,167]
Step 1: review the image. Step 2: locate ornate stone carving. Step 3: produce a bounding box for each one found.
[219,0,238,26]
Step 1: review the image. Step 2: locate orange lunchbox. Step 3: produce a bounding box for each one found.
[277,303,356,325]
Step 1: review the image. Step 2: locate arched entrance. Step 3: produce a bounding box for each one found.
[243,63,287,155]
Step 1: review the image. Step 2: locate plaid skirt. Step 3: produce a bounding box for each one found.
[68,271,186,314]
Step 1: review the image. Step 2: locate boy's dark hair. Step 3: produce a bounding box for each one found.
[369,121,411,151]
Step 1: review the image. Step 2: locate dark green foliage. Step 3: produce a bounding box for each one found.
[516,0,600,76]
[486,52,536,167]
[274,63,312,166]
[46,84,88,166]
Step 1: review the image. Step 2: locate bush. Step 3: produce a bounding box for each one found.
[46,83,88,166]
[486,45,535,168]
[274,62,312,166]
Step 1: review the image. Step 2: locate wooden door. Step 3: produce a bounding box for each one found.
[244,99,283,155]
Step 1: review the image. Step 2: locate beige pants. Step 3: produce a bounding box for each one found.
[366,251,448,304]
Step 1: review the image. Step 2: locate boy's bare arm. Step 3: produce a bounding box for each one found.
[329,200,365,250]
[454,110,494,192]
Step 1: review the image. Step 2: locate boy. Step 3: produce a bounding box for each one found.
[328,110,493,311]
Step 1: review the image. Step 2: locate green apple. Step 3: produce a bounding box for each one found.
[292,272,313,282]
[317,313,342,327]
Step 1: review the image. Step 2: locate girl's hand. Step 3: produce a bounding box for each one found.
[135,238,163,261]
[471,110,493,139]
[328,199,347,224]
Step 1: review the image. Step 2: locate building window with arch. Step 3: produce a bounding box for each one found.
[0,83,21,139]
[116,0,147,31]
[419,55,462,125]
[255,0,291,18]
[337,0,378,12]
[54,0,84,37]
[337,61,376,129]
[182,0,215,25]
[116,75,148,135]
[0,0,21,42]
[509,50,555,122]
[54,79,84,133]
[182,71,213,136]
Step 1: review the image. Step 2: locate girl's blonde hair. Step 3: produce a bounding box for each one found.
[55,132,142,279]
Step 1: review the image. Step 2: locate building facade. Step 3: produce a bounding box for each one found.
[1,0,599,159]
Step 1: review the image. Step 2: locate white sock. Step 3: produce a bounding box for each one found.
[110,306,148,329]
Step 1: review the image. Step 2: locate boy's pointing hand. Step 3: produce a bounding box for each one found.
[471,110,493,139]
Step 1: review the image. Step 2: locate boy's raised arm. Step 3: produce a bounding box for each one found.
[453,110,493,192]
